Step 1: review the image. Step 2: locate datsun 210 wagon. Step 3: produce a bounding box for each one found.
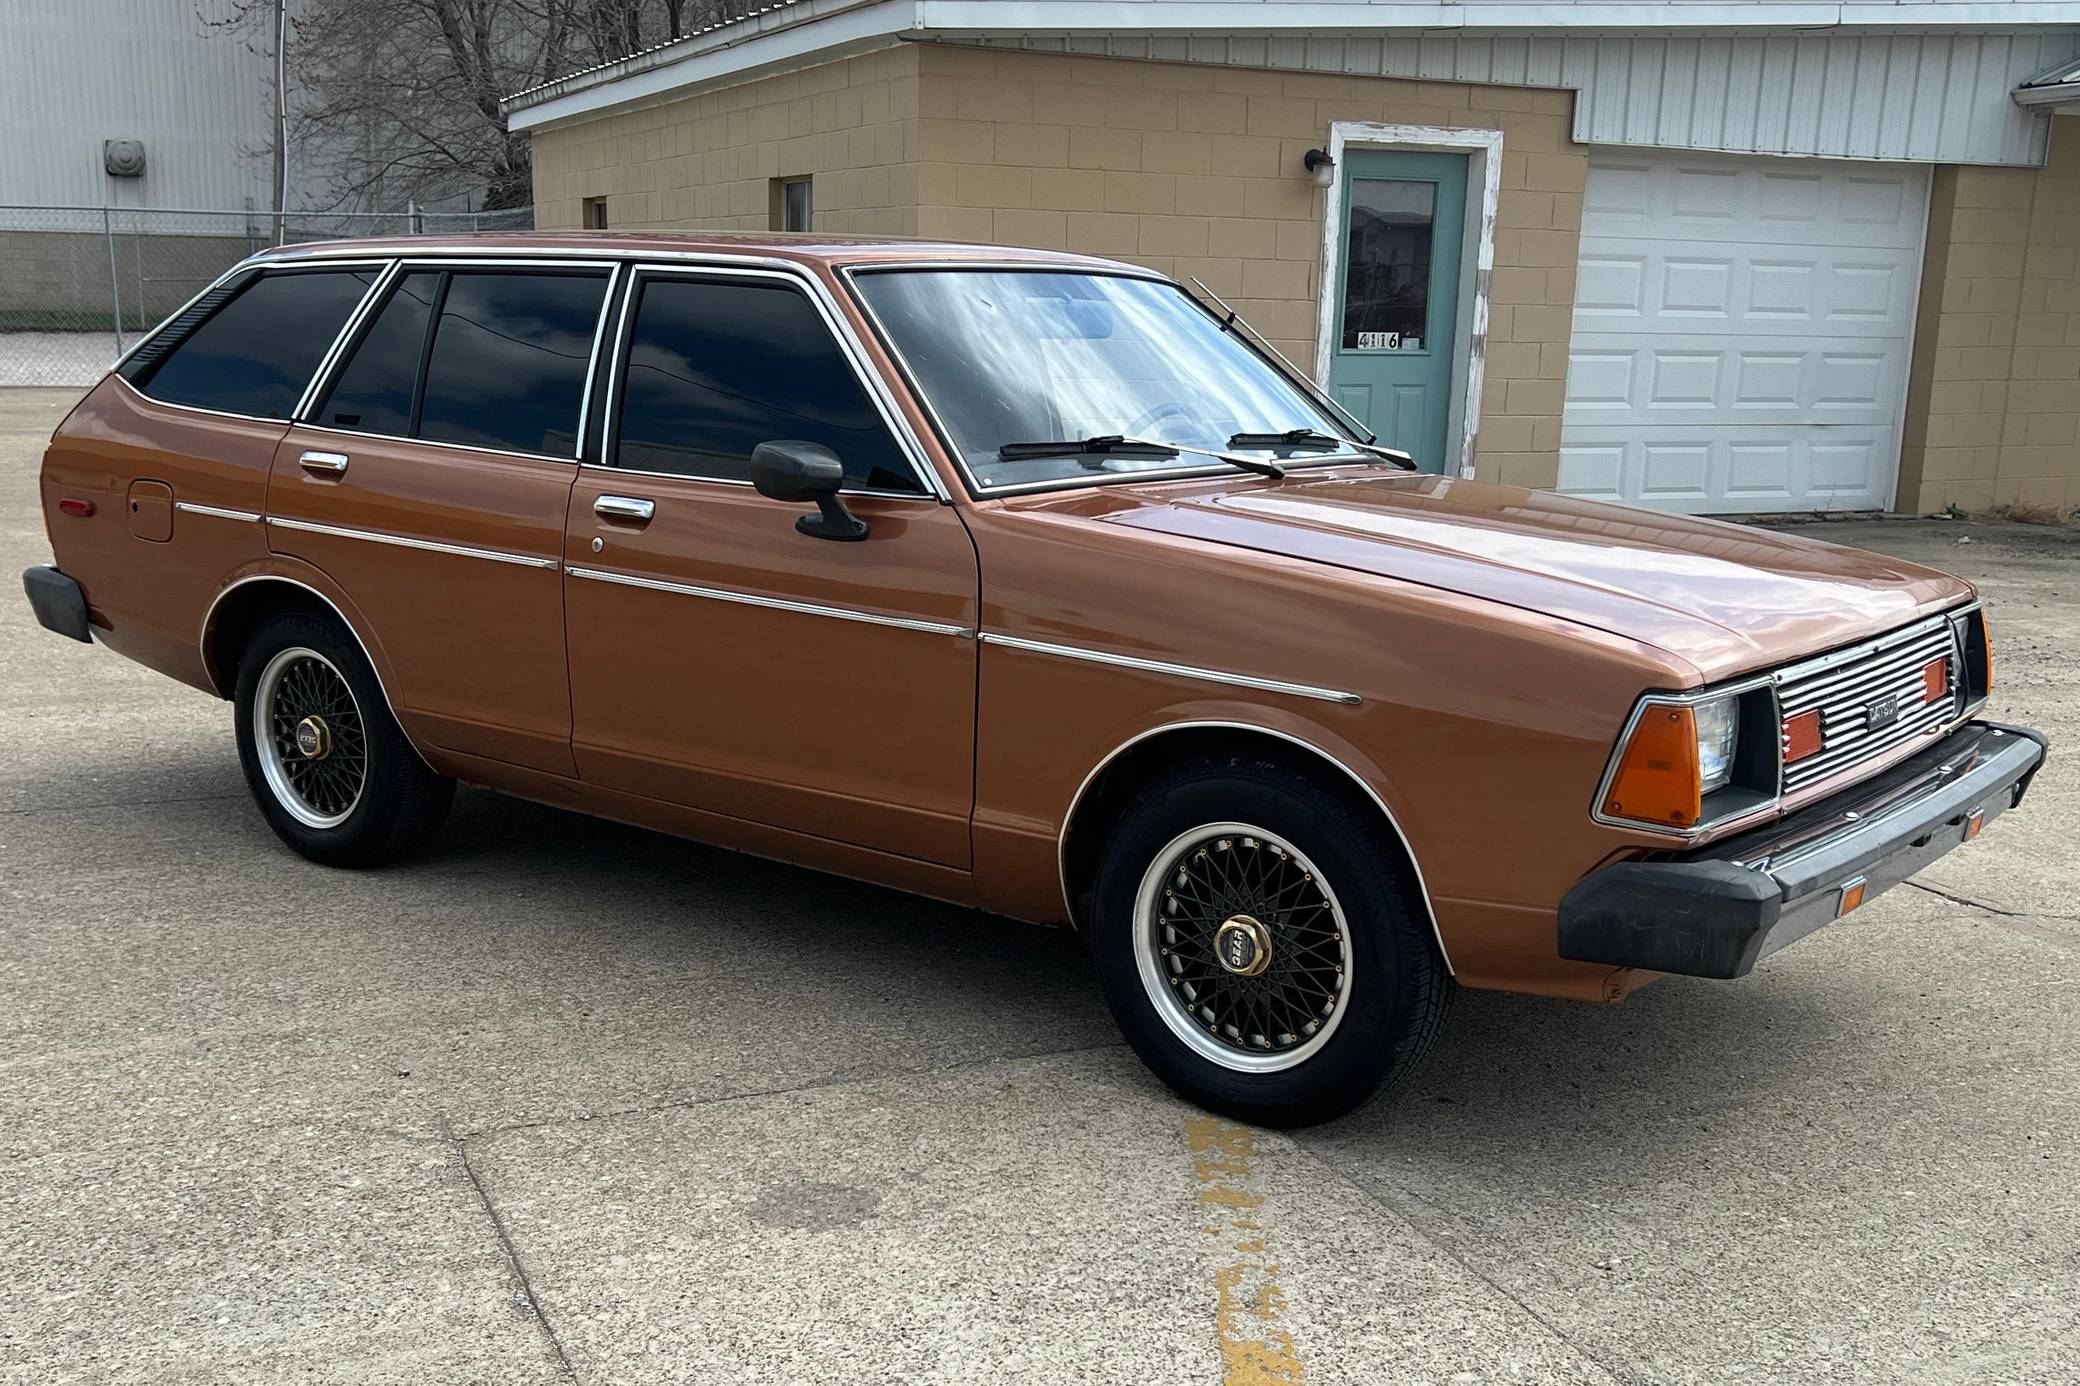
[24,233,2047,1125]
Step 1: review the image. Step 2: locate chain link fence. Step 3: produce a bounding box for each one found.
[0,205,535,387]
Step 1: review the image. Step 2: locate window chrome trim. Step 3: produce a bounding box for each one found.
[978,632,1361,706]
[837,262,1367,503]
[290,422,589,468]
[293,260,402,421]
[111,371,290,428]
[111,257,260,374]
[174,501,263,524]
[597,261,948,502]
[266,516,561,570]
[1060,720,1450,974]
[574,262,625,461]
[564,564,972,637]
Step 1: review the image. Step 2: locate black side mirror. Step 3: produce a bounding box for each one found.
[750,440,868,542]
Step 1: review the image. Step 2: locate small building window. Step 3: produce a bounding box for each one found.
[584,197,608,230]
[773,177,812,232]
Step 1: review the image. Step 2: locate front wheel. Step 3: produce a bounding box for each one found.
[233,611,453,867]
[1090,753,1453,1127]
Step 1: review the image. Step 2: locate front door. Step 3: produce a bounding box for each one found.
[1327,149,1468,472]
[563,266,979,868]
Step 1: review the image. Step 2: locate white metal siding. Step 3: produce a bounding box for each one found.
[1558,152,1928,515]
[1,0,294,210]
[954,29,2079,167]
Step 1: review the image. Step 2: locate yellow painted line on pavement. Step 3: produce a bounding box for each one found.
[1185,1115,1305,1386]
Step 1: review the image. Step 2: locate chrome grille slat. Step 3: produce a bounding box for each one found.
[1778,615,1960,793]
[1777,632,1952,712]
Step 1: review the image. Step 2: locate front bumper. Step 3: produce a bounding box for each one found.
[1558,721,2047,979]
[22,565,91,643]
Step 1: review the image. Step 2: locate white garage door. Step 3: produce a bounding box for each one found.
[1557,152,1928,514]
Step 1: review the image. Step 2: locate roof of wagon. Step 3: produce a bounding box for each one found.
[253,230,1153,277]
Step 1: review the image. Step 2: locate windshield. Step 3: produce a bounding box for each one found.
[850,268,1361,491]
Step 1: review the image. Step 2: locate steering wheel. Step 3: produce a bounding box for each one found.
[1124,401,1195,440]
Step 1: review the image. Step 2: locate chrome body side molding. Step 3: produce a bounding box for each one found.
[978,632,1362,706]
[173,502,263,524]
[564,564,973,638]
[266,516,561,570]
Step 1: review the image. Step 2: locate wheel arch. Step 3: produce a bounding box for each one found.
[198,573,430,768]
[1057,720,1454,975]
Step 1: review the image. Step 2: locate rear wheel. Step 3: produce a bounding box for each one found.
[1090,753,1452,1126]
[233,612,453,866]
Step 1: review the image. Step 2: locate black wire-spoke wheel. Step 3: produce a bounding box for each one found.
[254,647,367,827]
[1135,822,1352,1072]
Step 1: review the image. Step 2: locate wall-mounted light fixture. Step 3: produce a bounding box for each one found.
[1302,147,1335,188]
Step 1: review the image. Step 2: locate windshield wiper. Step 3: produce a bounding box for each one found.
[1228,427,1417,471]
[996,434,1284,479]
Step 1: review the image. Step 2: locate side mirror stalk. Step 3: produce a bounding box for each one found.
[749,440,868,542]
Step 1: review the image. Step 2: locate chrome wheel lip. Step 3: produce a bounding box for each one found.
[1132,821,1353,1075]
[253,646,364,830]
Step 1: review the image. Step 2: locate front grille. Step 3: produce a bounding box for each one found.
[1777,617,1957,794]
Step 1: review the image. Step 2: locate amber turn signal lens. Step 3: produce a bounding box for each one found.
[1783,708,1823,764]
[1982,609,1994,694]
[1965,809,1985,841]
[1920,657,1948,704]
[1602,704,1702,828]
[1837,877,1867,917]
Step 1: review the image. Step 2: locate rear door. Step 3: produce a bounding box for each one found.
[269,260,615,775]
[562,264,979,866]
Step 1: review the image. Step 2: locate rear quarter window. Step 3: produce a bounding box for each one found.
[122,268,378,419]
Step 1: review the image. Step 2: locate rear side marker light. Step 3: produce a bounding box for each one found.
[1783,708,1823,764]
[1837,877,1868,917]
[1920,657,1948,704]
[58,497,95,518]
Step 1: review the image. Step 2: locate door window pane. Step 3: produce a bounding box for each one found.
[1341,179,1436,352]
[128,268,377,418]
[417,271,608,456]
[313,271,440,436]
[613,277,919,493]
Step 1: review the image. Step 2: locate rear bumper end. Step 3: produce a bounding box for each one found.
[1558,721,2047,979]
[22,565,92,643]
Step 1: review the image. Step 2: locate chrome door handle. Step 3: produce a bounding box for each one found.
[594,495,655,522]
[298,450,349,475]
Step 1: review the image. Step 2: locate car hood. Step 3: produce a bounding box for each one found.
[1046,470,1972,682]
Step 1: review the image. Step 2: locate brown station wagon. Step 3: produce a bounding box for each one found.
[25,232,2048,1126]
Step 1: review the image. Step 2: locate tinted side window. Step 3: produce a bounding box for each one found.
[314,271,440,436]
[130,269,376,418]
[614,277,920,493]
[417,271,608,456]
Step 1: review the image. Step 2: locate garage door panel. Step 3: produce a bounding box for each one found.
[1582,157,1923,249]
[1560,150,1927,514]
[1559,426,1894,513]
[1567,237,1916,334]
[1566,335,1904,426]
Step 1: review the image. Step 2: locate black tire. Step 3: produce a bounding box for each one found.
[233,611,454,867]
[1090,752,1452,1127]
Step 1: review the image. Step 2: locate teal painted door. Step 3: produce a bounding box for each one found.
[1328,150,1468,472]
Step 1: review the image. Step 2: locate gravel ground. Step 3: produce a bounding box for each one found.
[3,386,2075,1385]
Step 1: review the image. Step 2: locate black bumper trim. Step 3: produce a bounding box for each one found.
[1558,721,2047,980]
[22,565,91,643]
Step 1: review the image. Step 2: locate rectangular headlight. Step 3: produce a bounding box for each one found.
[1694,695,1739,795]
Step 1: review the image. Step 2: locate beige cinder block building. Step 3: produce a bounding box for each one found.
[505,3,2080,518]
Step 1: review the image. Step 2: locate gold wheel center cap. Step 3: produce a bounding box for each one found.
[1213,914,1272,978]
[294,715,332,760]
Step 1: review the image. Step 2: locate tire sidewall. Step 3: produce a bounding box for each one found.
[1091,761,1429,1125]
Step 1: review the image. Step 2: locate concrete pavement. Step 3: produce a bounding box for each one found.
[3,387,2075,1385]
